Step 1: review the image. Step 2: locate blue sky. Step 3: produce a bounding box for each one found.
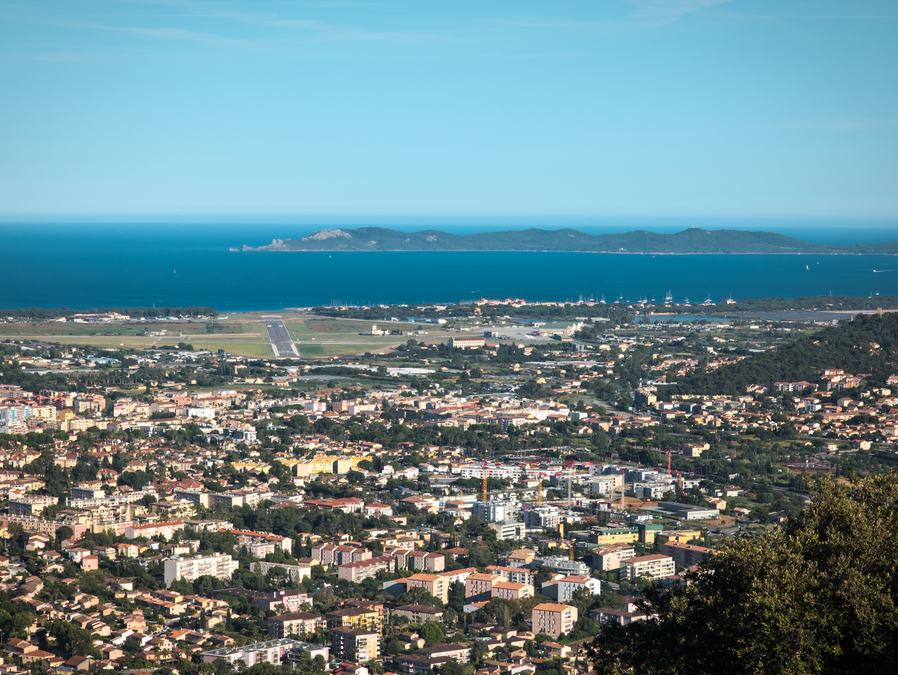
[1,0,897,222]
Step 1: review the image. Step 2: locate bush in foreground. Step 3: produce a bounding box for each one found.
[590,473,898,674]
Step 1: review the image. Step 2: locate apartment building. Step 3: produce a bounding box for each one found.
[399,644,473,675]
[312,542,370,566]
[491,581,533,601]
[404,573,449,604]
[655,530,702,546]
[638,522,665,546]
[594,527,639,546]
[226,529,293,558]
[390,604,445,625]
[330,628,380,661]
[338,556,394,583]
[620,554,676,582]
[659,542,714,569]
[250,589,312,613]
[163,553,238,587]
[531,603,578,638]
[326,606,383,634]
[541,575,601,603]
[487,520,527,541]
[464,573,496,600]
[403,549,446,573]
[200,639,324,667]
[250,561,312,583]
[487,565,536,586]
[8,495,57,517]
[268,612,325,638]
[125,520,186,541]
[591,545,636,572]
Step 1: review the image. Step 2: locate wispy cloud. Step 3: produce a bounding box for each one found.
[499,0,731,34]
[80,22,252,47]
[628,0,732,25]
[809,116,898,131]
[196,9,431,43]
[124,0,438,44]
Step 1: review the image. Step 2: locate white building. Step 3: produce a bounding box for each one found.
[472,499,518,523]
[620,554,676,582]
[487,520,527,541]
[164,553,238,587]
[542,574,601,602]
[201,639,326,667]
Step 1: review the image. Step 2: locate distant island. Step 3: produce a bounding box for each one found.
[237,227,898,254]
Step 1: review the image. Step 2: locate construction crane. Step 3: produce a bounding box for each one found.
[556,521,574,560]
[481,461,488,503]
[536,479,543,506]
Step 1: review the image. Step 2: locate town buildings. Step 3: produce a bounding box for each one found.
[531,603,578,638]
[163,553,239,587]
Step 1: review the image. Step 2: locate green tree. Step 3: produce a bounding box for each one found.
[437,664,474,675]
[419,620,446,644]
[589,472,898,674]
[48,620,99,658]
[447,581,465,614]
[54,525,74,548]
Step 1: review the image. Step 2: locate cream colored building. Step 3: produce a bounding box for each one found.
[163,553,238,587]
[620,554,676,582]
[532,603,578,638]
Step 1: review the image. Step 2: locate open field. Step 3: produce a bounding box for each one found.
[0,312,479,358]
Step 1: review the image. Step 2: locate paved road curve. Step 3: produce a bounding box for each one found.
[262,316,299,358]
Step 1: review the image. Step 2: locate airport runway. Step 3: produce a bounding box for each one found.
[262,316,299,358]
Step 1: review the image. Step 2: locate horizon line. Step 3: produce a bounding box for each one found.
[2,214,898,227]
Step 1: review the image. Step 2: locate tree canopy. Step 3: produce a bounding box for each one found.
[590,472,898,674]
[679,312,898,395]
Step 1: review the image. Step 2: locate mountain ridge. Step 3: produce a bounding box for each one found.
[238,227,853,254]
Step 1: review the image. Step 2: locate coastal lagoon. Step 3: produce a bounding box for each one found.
[3,224,898,310]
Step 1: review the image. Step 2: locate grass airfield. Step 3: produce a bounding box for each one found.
[0,312,467,358]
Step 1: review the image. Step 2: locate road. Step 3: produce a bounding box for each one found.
[262,316,299,358]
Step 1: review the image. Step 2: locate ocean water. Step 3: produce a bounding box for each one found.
[2,223,898,310]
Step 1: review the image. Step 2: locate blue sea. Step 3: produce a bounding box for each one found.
[2,222,898,310]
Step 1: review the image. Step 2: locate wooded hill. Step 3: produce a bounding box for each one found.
[680,312,898,394]
[242,227,831,253]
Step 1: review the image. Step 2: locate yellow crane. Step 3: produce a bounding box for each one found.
[558,522,574,560]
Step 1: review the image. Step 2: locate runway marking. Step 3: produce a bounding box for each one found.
[261,315,299,358]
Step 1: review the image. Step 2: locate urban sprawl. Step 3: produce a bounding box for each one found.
[0,298,896,674]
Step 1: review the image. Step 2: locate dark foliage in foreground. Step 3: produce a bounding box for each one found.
[590,472,898,674]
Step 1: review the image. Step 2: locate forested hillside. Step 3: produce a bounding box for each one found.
[242,227,828,253]
[680,312,898,394]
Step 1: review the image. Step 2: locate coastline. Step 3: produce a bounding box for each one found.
[236,247,889,256]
